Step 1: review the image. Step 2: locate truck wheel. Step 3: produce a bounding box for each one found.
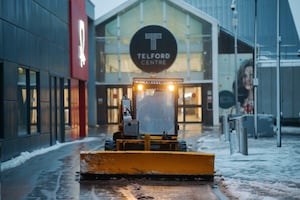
[113,131,123,141]
[105,139,116,150]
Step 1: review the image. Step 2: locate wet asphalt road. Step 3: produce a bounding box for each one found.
[2,132,105,200]
[1,125,221,200]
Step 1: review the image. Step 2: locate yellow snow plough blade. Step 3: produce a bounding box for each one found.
[80,151,214,179]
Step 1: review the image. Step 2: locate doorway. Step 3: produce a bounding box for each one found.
[106,86,132,124]
[50,76,65,144]
[104,85,204,124]
[178,86,202,123]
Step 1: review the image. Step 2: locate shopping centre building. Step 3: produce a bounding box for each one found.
[94,0,253,126]
[94,0,300,128]
[1,0,299,161]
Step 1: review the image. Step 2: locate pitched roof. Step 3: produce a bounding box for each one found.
[95,0,219,27]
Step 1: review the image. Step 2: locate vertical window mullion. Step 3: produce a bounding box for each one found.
[26,69,31,134]
[37,72,40,133]
[68,79,71,125]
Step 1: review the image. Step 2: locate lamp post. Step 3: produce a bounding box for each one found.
[231,0,239,114]
[254,0,258,139]
[276,0,281,147]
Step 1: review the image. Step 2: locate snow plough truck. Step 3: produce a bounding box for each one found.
[80,77,215,180]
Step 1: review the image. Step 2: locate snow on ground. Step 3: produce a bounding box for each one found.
[197,131,300,200]
[1,137,99,172]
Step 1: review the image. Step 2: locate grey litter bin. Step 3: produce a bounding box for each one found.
[242,114,275,137]
[228,115,248,155]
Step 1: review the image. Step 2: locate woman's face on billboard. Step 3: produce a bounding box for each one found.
[243,65,253,90]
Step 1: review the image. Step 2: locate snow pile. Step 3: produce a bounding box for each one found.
[197,133,300,200]
[1,137,98,172]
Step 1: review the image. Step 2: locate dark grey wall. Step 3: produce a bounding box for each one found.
[0,0,70,74]
[185,0,300,55]
[257,67,300,119]
[0,0,70,161]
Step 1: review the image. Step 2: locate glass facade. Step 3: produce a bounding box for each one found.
[96,0,213,83]
[64,79,71,126]
[95,0,219,125]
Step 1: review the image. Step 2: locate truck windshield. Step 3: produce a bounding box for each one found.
[136,89,175,135]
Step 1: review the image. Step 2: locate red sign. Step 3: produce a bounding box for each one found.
[69,0,88,80]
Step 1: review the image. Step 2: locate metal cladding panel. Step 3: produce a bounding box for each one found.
[37,0,69,23]
[40,101,50,133]
[292,68,300,117]
[69,0,89,81]
[281,67,300,118]
[257,68,276,116]
[2,0,17,24]
[85,0,95,19]
[3,21,17,62]
[15,0,31,32]
[3,101,18,139]
[16,28,27,65]
[40,71,50,102]
[2,62,18,139]
[2,62,18,101]
[0,21,3,59]
[184,0,300,53]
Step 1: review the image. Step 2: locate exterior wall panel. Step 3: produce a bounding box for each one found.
[3,101,18,139]
[292,68,300,117]
[2,140,18,161]
[281,68,293,117]
[184,0,300,54]
[3,22,17,62]
[257,68,276,116]
[0,21,3,58]
[40,71,49,102]
[3,62,18,101]
[257,65,300,120]
[40,101,50,134]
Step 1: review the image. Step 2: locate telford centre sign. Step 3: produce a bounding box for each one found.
[130,25,177,73]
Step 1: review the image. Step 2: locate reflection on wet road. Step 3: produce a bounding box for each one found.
[2,125,221,200]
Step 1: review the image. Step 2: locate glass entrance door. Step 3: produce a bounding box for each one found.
[106,85,201,124]
[178,86,202,123]
[106,86,132,124]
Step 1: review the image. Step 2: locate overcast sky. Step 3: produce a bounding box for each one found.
[91,0,127,19]
[90,0,300,40]
[288,0,300,40]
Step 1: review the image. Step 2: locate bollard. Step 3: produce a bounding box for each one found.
[222,114,229,141]
[229,115,248,155]
[236,116,248,155]
[229,129,239,154]
[239,127,248,155]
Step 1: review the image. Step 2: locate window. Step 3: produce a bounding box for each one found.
[30,70,39,133]
[0,63,3,138]
[64,79,71,126]
[18,67,40,135]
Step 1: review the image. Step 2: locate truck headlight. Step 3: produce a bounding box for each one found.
[137,84,144,91]
[168,84,175,91]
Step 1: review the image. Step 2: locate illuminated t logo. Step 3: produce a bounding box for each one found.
[78,20,86,68]
[145,33,162,50]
